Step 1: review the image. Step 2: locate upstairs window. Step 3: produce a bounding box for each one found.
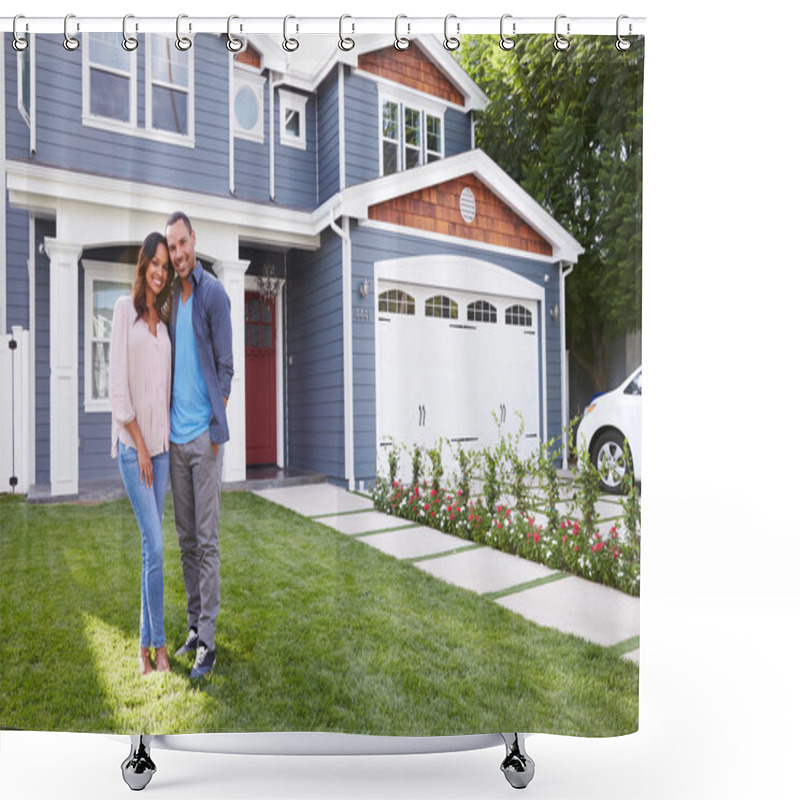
[233,65,265,143]
[147,34,194,141]
[279,90,308,150]
[380,89,444,176]
[84,33,136,125]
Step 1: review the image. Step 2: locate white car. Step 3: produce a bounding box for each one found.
[575,366,642,494]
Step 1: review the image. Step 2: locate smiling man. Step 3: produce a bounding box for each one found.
[166,211,233,680]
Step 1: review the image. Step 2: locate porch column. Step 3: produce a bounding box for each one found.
[214,258,249,484]
[44,238,82,497]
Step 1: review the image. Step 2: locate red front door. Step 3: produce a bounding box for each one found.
[245,292,277,465]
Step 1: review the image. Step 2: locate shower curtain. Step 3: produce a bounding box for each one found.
[0,20,642,743]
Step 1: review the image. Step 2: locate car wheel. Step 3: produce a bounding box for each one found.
[591,430,630,495]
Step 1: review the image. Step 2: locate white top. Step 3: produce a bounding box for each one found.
[109,294,172,458]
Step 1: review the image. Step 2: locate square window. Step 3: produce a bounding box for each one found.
[84,32,135,127]
[279,89,308,150]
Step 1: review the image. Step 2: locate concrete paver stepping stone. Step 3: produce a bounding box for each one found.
[623,649,640,664]
[497,575,639,647]
[359,527,468,559]
[254,484,373,517]
[317,511,413,536]
[416,547,559,595]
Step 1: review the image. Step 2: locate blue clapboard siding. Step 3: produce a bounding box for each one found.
[285,229,345,479]
[4,35,32,160]
[27,34,229,196]
[344,69,379,188]
[4,209,30,330]
[34,219,55,484]
[444,106,471,156]
[272,87,318,209]
[317,69,340,204]
[348,222,563,482]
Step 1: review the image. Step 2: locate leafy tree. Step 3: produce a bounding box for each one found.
[457,35,643,393]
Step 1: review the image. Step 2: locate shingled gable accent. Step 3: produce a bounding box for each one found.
[358,42,465,106]
[235,43,262,70]
[368,174,553,256]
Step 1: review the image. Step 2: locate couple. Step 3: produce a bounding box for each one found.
[109,212,233,679]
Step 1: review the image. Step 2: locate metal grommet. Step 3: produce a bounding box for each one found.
[338,14,355,51]
[12,15,28,52]
[63,13,80,51]
[175,14,192,51]
[616,15,632,51]
[499,14,515,50]
[394,15,410,51]
[553,14,570,52]
[443,14,460,51]
[283,15,299,52]
[122,14,138,51]
[227,15,243,52]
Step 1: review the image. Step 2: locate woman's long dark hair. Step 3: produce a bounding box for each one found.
[132,232,173,323]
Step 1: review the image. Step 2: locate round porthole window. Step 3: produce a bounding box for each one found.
[460,187,476,224]
[234,85,259,131]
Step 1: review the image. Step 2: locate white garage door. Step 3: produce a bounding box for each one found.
[376,259,545,482]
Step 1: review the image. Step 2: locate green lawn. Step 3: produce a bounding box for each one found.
[0,491,638,736]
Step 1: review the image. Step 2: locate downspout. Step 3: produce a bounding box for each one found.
[560,261,574,469]
[269,70,275,201]
[329,209,355,491]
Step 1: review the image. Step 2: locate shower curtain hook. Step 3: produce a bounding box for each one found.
[12,15,28,52]
[499,14,516,50]
[63,14,80,51]
[444,14,460,51]
[175,14,192,51]
[553,14,570,51]
[122,14,139,51]
[227,15,244,52]
[616,15,632,51]
[283,15,299,52]
[338,15,355,51]
[394,15,410,50]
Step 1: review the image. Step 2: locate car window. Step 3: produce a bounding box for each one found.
[624,371,642,396]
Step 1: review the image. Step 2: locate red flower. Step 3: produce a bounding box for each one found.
[574,545,579,552]
[562,535,568,543]
[534,532,540,544]
[424,503,429,511]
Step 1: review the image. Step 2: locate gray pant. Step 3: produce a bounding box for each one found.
[170,431,223,649]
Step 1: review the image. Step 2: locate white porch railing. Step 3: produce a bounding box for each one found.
[1,326,32,495]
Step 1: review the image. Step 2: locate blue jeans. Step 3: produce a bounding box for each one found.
[118,440,170,649]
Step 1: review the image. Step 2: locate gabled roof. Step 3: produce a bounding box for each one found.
[318,150,584,264]
[238,34,488,110]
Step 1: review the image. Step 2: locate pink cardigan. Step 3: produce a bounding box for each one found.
[109,295,172,458]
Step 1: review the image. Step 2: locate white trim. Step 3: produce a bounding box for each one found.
[81,261,136,414]
[269,70,275,201]
[560,262,574,468]
[16,34,36,154]
[27,216,36,488]
[361,220,563,265]
[0,34,5,336]
[233,66,266,144]
[278,89,308,151]
[338,64,346,191]
[145,33,195,147]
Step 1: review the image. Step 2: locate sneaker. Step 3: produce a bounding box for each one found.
[190,642,216,679]
[175,627,198,657]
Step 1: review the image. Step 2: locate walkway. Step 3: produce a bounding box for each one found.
[253,483,640,663]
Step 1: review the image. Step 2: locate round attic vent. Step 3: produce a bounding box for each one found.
[459,187,476,224]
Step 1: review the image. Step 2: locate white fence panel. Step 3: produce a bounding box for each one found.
[1,326,32,494]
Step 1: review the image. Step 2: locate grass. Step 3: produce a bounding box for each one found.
[0,491,638,737]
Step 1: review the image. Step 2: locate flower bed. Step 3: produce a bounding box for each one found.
[371,429,640,596]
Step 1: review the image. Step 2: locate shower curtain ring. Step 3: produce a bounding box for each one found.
[444,14,460,51]
[63,14,80,51]
[616,15,632,51]
[394,15,410,50]
[122,14,139,51]
[339,15,355,51]
[553,14,570,51]
[283,15,299,52]
[499,14,515,50]
[227,15,243,52]
[12,15,28,52]
[175,14,192,51]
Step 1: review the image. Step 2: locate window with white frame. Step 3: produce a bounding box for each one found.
[233,66,265,143]
[279,89,308,150]
[84,33,136,126]
[147,33,193,140]
[83,263,135,411]
[380,89,444,176]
